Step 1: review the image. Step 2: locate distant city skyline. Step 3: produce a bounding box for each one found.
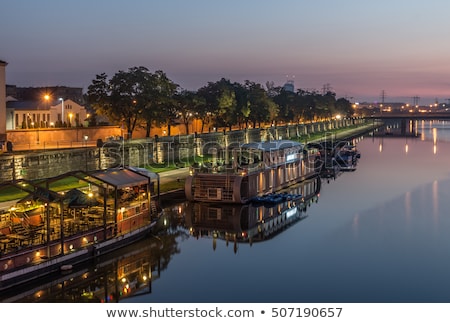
[2,0,450,105]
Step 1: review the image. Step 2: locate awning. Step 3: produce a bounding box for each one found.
[64,188,100,208]
[91,168,150,189]
[126,166,159,180]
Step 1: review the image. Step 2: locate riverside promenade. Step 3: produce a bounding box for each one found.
[0,121,381,207]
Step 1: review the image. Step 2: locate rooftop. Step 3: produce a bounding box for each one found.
[241,140,303,152]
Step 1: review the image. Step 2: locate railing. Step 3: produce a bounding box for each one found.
[190,161,266,175]
[11,140,97,152]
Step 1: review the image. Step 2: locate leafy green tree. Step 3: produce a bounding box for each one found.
[216,79,237,131]
[273,87,296,124]
[87,67,153,138]
[335,97,354,117]
[188,93,207,133]
[87,67,178,138]
[246,81,278,128]
[174,90,197,135]
[232,82,250,129]
[197,78,236,132]
[142,70,178,137]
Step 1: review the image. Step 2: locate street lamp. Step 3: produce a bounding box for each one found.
[59,98,64,127]
[84,135,89,171]
[43,94,50,128]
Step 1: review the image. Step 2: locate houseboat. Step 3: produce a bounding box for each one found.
[185,140,321,203]
[0,167,161,291]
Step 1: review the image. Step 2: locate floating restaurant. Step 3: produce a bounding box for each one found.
[0,167,161,291]
[185,140,321,203]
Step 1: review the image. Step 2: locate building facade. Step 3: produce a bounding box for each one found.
[6,98,89,130]
[0,60,7,141]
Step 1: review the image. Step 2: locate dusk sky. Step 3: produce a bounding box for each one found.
[2,0,450,104]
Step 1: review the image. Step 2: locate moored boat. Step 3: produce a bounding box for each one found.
[0,167,162,291]
[335,143,360,171]
[185,140,321,203]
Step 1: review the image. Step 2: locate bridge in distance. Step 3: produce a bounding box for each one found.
[367,112,450,120]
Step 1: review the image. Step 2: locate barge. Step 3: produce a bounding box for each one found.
[185,140,321,203]
[0,167,161,291]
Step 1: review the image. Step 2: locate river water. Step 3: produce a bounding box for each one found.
[4,119,450,303]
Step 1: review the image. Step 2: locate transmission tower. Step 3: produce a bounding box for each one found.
[322,83,332,95]
[380,90,386,104]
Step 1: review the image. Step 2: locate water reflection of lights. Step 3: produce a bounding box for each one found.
[433,127,437,154]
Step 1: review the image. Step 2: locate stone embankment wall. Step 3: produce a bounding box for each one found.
[0,119,365,182]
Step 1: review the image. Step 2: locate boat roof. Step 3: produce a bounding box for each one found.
[126,166,159,180]
[240,140,303,152]
[90,168,151,189]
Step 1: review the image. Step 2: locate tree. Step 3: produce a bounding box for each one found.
[246,81,278,128]
[335,98,353,117]
[233,81,251,129]
[87,66,178,139]
[87,67,148,138]
[142,70,179,137]
[197,78,237,132]
[273,87,296,124]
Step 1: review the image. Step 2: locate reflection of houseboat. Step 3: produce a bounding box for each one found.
[0,167,161,291]
[185,176,321,250]
[0,235,165,302]
[185,140,321,203]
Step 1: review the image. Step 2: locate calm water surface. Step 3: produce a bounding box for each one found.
[4,120,450,303]
[131,120,450,303]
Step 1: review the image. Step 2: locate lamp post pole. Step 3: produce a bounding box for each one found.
[84,135,89,171]
[59,98,64,127]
